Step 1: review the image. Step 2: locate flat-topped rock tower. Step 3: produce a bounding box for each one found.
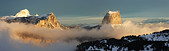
[102,11,122,25]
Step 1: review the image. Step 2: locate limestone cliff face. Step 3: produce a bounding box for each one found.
[102,11,122,25]
[36,13,66,29]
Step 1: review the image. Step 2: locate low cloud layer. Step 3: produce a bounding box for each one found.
[0,20,169,51]
[142,18,169,24]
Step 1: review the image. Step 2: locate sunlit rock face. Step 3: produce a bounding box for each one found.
[36,13,61,29]
[102,11,122,25]
[36,13,69,29]
[10,32,55,46]
[15,9,31,17]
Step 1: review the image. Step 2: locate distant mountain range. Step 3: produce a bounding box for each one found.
[0,9,122,30]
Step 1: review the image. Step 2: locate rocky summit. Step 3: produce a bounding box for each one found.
[102,11,122,25]
[36,13,63,29]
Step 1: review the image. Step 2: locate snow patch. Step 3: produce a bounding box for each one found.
[165,42,169,47]
[112,46,119,51]
[140,33,169,41]
[108,11,118,14]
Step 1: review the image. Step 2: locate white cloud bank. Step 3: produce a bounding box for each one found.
[0,20,168,51]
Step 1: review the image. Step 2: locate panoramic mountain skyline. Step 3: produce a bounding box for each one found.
[0,0,169,18]
[0,0,169,51]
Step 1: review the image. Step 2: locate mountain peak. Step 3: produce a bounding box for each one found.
[35,14,39,16]
[50,12,54,15]
[102,10,122,25]
[36,13,62,29]
[15,9,31,17]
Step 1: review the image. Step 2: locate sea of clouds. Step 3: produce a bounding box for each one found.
[0,18,169,51]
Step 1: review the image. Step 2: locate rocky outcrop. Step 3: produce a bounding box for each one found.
[36,13,69,29]
[102,11,122,25]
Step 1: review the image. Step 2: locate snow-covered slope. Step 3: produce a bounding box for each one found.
[76,29,169,51]
[140,30,169,41]
[15,9,31,17]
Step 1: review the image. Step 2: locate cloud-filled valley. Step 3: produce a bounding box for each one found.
[0,19,169,51]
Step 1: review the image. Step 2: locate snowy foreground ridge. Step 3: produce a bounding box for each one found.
[76,29,169,51]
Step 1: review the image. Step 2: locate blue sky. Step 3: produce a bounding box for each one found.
[0,0,169,18]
